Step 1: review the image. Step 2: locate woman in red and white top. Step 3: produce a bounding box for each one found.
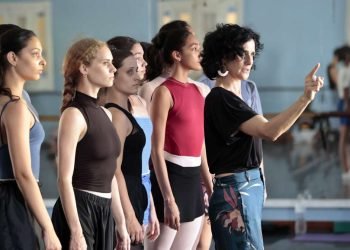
[146,26,212,249]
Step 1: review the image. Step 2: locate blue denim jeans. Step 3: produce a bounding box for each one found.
[209,168,264,250]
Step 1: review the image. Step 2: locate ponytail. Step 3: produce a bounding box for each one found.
[144,44,164,81]
[145,21,191,81]
[60,77,76,113]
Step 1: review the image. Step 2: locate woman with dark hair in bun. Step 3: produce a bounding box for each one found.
[139,20,210,109]
[201,23,323,249]
[143,22,212,249]
[140,20,213,250]
[0,27,61,250]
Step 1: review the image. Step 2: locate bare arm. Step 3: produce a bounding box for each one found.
[146,194,160,241]
[150,85,180,230]
[139,83,156,113]
[5,101,61,249]
[110,108,144,243]
[111,176,130,250]
[240,63,324,141]
[200,142,213,197]
[57,107,87,248]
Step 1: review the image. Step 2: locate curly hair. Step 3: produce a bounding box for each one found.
[201,23,263,80]
[61,38,106,113]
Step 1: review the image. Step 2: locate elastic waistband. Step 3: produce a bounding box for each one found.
[0,180,40,185]
[74,189,111,206]
[213,168,261,187]
[166,161,200,177]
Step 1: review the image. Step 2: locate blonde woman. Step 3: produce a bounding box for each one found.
[51,38,129,250]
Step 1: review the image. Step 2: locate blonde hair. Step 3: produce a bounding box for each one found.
[61,38,106,113]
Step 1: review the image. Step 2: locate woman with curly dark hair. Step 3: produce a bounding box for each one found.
[201,24,324,249]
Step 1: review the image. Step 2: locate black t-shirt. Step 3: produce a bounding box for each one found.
[204,87,262,174]
[70,91,120,193]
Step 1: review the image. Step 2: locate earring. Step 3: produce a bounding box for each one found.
[217,69,228,77]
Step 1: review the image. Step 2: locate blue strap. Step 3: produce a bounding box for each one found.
[0,99,17,144]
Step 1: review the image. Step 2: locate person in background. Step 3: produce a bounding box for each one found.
[332,46,350,180]
[51,38,129,250]
[0,26,61,250]
[201,23,323,249]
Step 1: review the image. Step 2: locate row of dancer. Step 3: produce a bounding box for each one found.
[0,20,323,250]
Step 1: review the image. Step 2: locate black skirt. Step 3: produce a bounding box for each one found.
[124,174,148,225]
[0,181,39,250]
[51,189,114,250]
[151,161,204,223]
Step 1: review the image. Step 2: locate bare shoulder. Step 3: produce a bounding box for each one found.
[140,81,156,94]
[60,107,86,130]
[137,95,147,107]
[100,106,112,121]
[107,106,133,135]
[141,77,166,95]
[108,106,128,122]
[153,85,171,99]
[2,99,30,126]
[129,95,147,109]
[151,85,173,113]
[139,80,159,101]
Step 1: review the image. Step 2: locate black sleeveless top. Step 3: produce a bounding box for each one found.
[105,103,145,178]
[70,92,120,193]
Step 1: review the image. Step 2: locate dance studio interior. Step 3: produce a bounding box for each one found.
[0,0,349,249]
